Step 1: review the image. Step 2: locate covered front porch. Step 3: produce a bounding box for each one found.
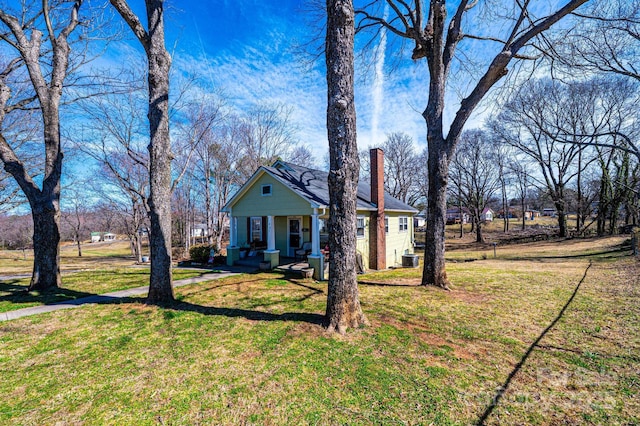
[226,211,329,280]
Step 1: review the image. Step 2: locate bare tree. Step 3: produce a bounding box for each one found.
[494,77,637,236]
[448,130,500,242]
[177,98,225,247]
[555,0,640,81]
[207,118,245,249]
[109,0,174,304]
[235,103,301,181]
[413,147,429,211]
[0,1,85,291]
[382,132,420,205]
[490,135,512,232]
[509,160,530,231]
[61,186,90,257]
[355,0,588,288]
[325,0,367,333]
[0,169,21,213]
[0,212,33,250]
[492,79,590,237]
[74,84,150,261]
[594,148,639,234]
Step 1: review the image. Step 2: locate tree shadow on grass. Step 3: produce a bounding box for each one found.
[170,272,325,325]
[1,269,325,326]
[84,291,326,327]
[165,300,325,325]
[508,245,630,262]
[280,272,326,295]
[476,261,593,426]
[0,281,101,307]
[358,280,421,287]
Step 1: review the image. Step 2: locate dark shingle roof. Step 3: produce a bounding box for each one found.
[263,161,417,213]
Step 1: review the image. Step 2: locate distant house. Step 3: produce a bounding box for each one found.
[191,224,209,238]
[446,207,470,224]
[414,213,426,228]
[481,207,494,222]
[223,149,418,279]
[91,232,116,242]
[542,208,556,217]
[523,210,540,220]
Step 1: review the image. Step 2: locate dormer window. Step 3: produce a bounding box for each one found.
[261,184,272,196]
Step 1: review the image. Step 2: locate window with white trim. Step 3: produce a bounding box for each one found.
[384,217,388,234]
[261,184,272,196]
[356,216,365,238]
[399,216,408,232]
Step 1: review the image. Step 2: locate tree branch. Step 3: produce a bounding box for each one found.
[42,0,56,48]
[109,0,149,51]
[447,0,589,145]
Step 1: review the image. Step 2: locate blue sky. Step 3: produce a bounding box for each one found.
[2,0,495,167]
[5,0,549,173]
[152,0,432,164]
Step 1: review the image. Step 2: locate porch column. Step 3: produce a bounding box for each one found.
[230,216,237,247]
[227,213,240,266]
[311,209,320,256]
[263,215,279,269]
[267,216,275,251]
[307,208,324,280]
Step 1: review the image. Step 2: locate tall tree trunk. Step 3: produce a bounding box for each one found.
[0,2,81,292]
[129,237,135,256]
[110,0,174,303]
[422,144,451,289]
[557,209,567,237]
[29,207,61,291]
[325,0,366,334]
[502,185,509,232]
[458,195,463,238]
[576,148,584,235]
[205,168,213,245]
[476,218,483,243]
[136,233,143,263]
[146,1,173,304]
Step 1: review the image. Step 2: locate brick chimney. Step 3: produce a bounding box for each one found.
[369,148,386,270]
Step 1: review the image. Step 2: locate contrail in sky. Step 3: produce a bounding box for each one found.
[371,5,389,147]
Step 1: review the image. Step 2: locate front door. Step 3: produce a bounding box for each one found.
[287,217,302,257]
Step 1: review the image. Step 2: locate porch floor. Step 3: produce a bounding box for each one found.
[234,254,326,275]
[234,254,309,271]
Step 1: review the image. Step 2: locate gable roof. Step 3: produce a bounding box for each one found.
[224,161,417,213]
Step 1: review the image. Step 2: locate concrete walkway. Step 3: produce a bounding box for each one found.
[1,269,249,322]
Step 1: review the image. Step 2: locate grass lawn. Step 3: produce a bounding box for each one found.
[0,240,139,275]
[0,268,209,313]
[0,236,638,425]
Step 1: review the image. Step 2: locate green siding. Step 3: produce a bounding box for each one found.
[229,170,414,267]
[302,216,311,246]
[231,173,314,217]
[237,218,248,247]
[275,217,287,253]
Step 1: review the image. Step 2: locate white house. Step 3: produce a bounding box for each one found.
[481,207,494,222]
